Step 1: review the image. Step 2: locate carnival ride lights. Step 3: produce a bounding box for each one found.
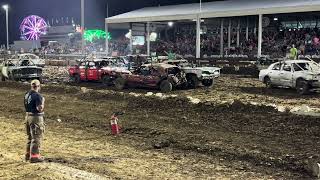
[84,29,111,42]
[20,15,47,40]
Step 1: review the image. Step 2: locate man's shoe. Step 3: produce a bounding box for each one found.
[30,157,45,163]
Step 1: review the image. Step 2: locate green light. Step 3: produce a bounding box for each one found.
[84,29,111,42]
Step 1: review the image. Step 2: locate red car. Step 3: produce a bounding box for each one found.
[68,60,130,85]
[113,63,187,93]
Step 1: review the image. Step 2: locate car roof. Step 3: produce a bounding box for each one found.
[163,60,188,63]
[19,53,37,56]
[144,63,177,69]
[283,60,313,64]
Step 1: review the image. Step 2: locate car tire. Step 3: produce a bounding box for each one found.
[73,74,81,83]
[202,79,214,87]
[160,80,173,93]
[102,75,111,86]
[114,77,126,90]
[264,77,273,89]
[8,73,15,81]
[296,79,309,95]
[0,74,5,82]
[188,75,199,89]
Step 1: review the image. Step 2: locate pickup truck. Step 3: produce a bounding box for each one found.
[68,59,130,85]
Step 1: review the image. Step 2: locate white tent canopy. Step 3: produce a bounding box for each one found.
[106,0,320,23]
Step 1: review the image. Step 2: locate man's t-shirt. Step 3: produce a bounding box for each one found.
[290,47,298,60]
[24,90,43,114]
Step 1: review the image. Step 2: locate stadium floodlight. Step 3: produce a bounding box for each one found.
[2,4,9,49]
[273,17,278,21]
[2,4,8,10]
[168,22,174,27]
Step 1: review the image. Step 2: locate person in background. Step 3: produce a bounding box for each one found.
[290,44,298,60]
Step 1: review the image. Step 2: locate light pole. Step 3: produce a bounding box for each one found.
[81,0,85,54]
[2,4,9,50]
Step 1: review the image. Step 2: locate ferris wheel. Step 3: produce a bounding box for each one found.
[20,15,48,41]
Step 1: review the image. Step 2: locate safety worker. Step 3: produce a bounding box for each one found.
[289,44,298,60]
[24,79,45,163]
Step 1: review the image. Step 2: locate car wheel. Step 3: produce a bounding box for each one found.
[102,75,111,86]
[296,79,309,95]
[160,80,173,93]
[264,77,273,89]
[73,74,81,83]
[202,79,214,87]
[114,77,126,90]
[187,75,199,89]
[38,77,43,84]
[0,74,5,82]
[8,73,15,81]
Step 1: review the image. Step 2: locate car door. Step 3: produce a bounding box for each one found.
[144,67,160,88]
[268,63,282,85]
[279,63,293,87]
[128,67,147,86]
[79,62,87,80]
[2,61,9,77]
[87,62,98,81]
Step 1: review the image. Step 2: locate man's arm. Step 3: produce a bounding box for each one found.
[36,96,45,113]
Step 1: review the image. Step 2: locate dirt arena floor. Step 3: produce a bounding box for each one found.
[1,75,320,179]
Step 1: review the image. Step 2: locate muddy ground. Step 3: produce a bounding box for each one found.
[1,75,320,179]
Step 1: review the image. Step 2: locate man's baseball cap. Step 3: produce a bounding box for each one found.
[30,79,41,86]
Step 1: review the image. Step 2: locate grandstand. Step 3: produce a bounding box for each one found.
[105,0,320,59]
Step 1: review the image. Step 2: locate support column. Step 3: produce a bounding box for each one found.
[129,23,133,54]
[246,17,249,41]
[237,19,240,47]
[196,16,201,58]
[5,8,9,50]
[147,22,150,56]
[254,17,257,37]
[105,21,109,55]
[228,19,231,49]
[258,14,263,58]
[81,0,85,54]
[220,19,224,56]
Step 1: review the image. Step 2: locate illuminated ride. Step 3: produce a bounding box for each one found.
[20,15,48,41]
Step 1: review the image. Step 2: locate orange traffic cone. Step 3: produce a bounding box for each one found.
[110,115,120,135]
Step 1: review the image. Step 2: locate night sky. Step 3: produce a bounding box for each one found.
[0,0,218,45]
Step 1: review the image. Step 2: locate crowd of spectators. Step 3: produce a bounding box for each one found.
[109,27,320,58]
[4,25,320,59]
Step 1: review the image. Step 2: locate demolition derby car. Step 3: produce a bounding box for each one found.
[259,59,320,95]
[10,53,46,67]
[0,59,43,82]
[68,59,130,84]
[162,59,220,88]
[113,63,187,93]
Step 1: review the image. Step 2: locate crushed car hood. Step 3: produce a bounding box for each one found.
[182,66,221,73]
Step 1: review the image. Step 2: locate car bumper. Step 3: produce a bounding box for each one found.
[15,74,42,79]
[311,81,320,88]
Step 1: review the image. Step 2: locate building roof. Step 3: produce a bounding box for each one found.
[106,0,320,24]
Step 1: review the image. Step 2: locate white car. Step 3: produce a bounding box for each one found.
[10,53,46,67]
[259,60,320,95]
[163,59,221,88]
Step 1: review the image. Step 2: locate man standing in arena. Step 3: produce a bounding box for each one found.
[290,44,298,60]
[24,79,45,163]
